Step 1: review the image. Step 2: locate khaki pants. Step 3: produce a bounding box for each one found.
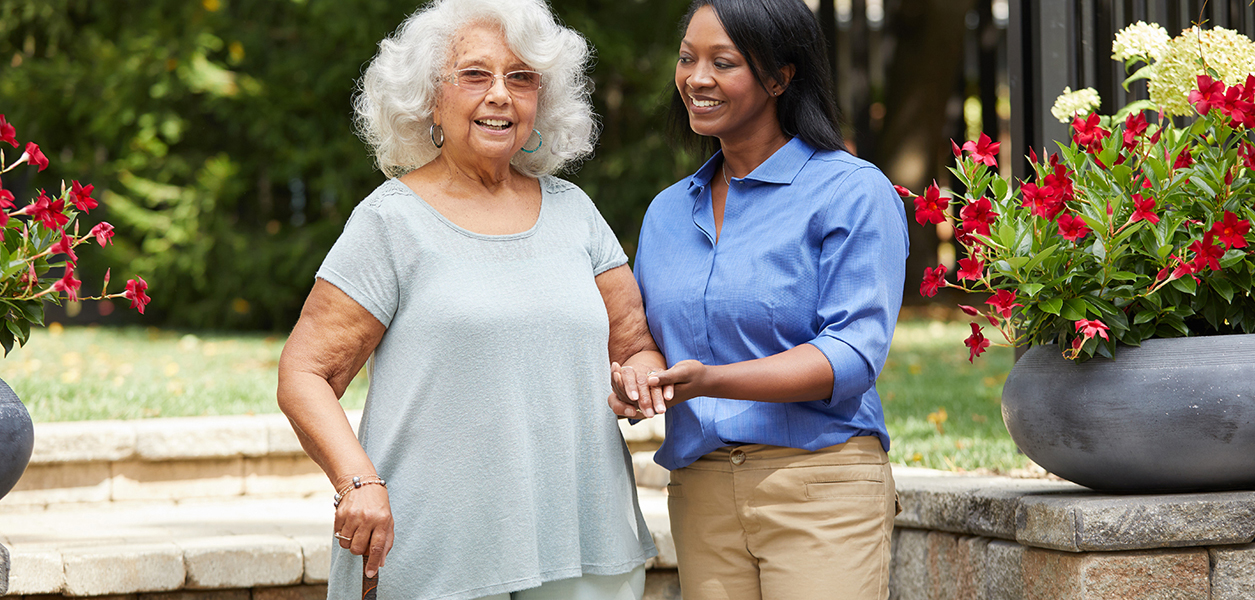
[667,437,897,600]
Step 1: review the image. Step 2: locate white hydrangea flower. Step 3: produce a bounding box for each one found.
[1149,26,1255,116]
[1050,87,1102,123]
[1112,21,1171,63]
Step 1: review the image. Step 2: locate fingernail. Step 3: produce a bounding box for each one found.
[629,391,638,400]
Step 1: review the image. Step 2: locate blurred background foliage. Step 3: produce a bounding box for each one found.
[0,0,992,330]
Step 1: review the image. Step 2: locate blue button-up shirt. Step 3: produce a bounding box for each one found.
[634,138,909,471]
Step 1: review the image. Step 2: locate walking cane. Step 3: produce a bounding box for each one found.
[363,551,378,600]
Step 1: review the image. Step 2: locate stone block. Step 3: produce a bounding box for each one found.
[242,457,329,498]
[112,458,244,501]
[927,531,960,600]
[618,418,665,444]
[250,584,328,600]
[637,489,675,568]
[139,591,250,600]
[893,468,1079,541]
[632,452,669,491]
[1,542,8,596]
[1210,543,1255,600]
[642,569,681,600]
[984,541,1024,600]
[1017,491,1255,552]
[181,535,303,589]
[61,543,184,596]
[5,547,63,595]
[954,536,990,600]
[264,419,305,456]
[889,528,929,600]
[291,536,331,584]
[30,420,136,464]
[133,416,268,461]
[5,461,112,505]
[1022,547,1208,600]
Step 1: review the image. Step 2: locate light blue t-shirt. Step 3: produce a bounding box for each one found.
[317,177,656,600]
[634,138,909,471]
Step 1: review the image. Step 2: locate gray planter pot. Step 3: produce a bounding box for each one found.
[1001,334,1255,493]
[0,378,32,500]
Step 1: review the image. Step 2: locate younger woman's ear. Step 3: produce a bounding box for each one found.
[774,64,796,96]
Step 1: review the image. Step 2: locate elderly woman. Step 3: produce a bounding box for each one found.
[276,1,661,598]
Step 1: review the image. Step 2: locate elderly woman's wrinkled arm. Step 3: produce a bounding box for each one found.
[596,264,670,419]
[277,279,392,578]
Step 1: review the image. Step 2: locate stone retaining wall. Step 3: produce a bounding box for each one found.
[889,469,1255,599]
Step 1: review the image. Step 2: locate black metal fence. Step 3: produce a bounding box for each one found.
[1010,0,1255,180]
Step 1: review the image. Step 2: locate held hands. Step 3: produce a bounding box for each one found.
[333,479,394,578]
[608,360,707,418]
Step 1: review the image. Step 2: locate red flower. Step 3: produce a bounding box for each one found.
[962,132,1001,168]
[50,233,77,265]
[1020,182,1056,220]
[920,264,947,297]
[957,257,985,281]
[52,267,82,302]
[913,182,949,226]
[0,115,15,148]
[986,289,1023,319]
[1074,319,1111,341]
[22,142,48,172]
[1071,113,1109,152]
[1028,147,1039,165]
[0,175,13,209]
[964,322,990,362]
[951,139,963,159]
[953,223,976,247]
[29,190,69,230]
[1189,232,1225,272]
[68,181,97,212]
[1242,142,1255,171]
[1173,145,1194,169]
[1210,211,1250,249]
[959,198,998,237]
[90,222,115,247]
[1189,74,1227,115]
[1122,112,1148,151]
[893,184,914,198]
[1056,213,1091,241]
[1130,193,1159,224]
[125,276,151,314]
[958,304,980,316]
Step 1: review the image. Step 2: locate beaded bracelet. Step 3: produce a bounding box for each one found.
[333,475,387,508]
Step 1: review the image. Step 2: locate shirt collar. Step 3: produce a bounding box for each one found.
[685,137,818,192]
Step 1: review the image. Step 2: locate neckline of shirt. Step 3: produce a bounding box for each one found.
[387,177,548,241]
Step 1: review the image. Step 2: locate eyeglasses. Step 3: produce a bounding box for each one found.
[448,68,543,94]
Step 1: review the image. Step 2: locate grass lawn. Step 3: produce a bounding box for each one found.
[4,319,1028,473]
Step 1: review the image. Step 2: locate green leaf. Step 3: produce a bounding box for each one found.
[991,177,1009,202]
[1019,283,1045,298]
[1109,271,1140,282]
[1133,310,1156,324]
[1062,298,1089,320]
[1023,242,1060,273]
[1211,278,1236,303]
[1171,276,1198,294]
[1039,297,1063,315]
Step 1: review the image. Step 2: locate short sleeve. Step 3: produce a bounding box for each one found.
[315,202,400,328]
[806,166,909,404]
[587,197,629,276]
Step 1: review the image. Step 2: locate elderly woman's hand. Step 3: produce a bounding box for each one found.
[333,482,394,578]
[610,361,671,418]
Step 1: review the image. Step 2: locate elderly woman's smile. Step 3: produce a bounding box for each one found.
[435,25,539,167]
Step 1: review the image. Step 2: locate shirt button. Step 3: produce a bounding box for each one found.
[730,449,746,465]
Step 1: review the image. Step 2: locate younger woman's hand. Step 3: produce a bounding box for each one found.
[647,359,708,404]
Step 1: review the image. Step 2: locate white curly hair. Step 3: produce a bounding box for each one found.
[353,0,598,177]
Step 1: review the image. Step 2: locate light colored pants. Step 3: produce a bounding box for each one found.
[478,565,646,600]
[667,437,897,600]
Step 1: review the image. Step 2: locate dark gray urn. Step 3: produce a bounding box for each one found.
[1001,334,1255,493]
[0,378,33,500]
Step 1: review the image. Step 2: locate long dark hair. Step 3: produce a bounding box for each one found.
[667,0,846,156]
